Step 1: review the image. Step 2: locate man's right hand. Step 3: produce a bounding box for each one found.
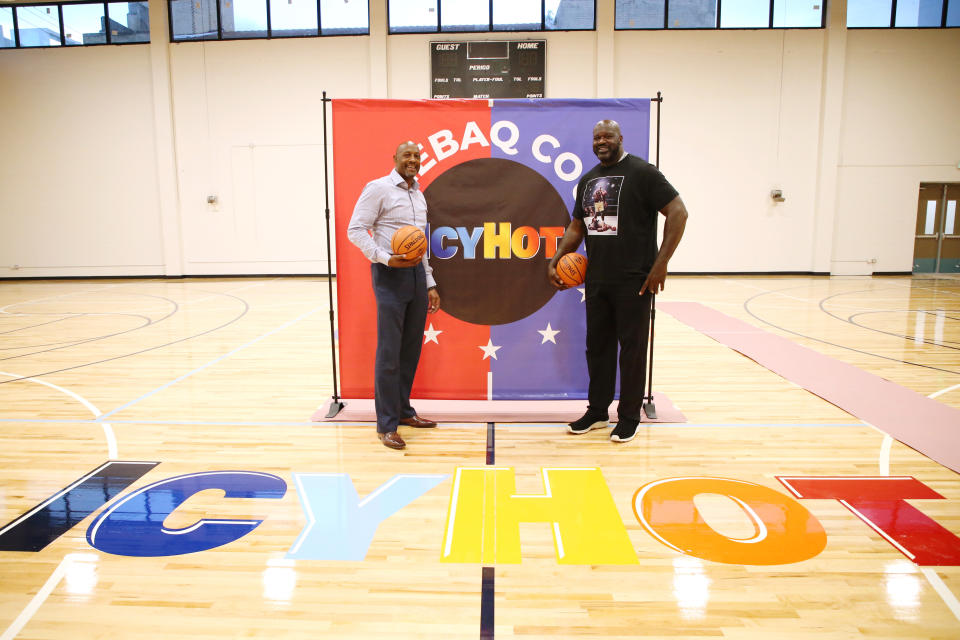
[547,264,567,290]
[546,219,586,290]
[387,254,422,268]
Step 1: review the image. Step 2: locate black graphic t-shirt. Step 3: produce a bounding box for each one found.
[572,154,678,283]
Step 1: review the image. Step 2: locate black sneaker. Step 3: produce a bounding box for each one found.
[610,417,640,443]
[567,412,609,434]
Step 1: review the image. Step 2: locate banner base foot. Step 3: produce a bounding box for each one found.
[325,400,346,419]
[643,400,658,420]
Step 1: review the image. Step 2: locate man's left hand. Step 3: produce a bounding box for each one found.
[428,288,441,314]
[640,263,668,295]
[388,253,422,268]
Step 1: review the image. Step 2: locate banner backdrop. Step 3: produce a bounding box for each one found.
[333,98,651,400]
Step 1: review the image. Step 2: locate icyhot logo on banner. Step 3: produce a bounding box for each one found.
[425,158,568,326]
[332,98,651,400]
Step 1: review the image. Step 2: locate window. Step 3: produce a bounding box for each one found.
[169,0,368,40]
[441,0,488,31]
[616,0,665,28]
[388,0,594,33]
[617,0,826,27]
[895,0,944,25]
[221,0,268,38]
[170,0,218,39]
[949,0,960,24]
[389,0,437,33]
[319,0,368,35]
[773,0,823,27]
[720,0,769,27]
[847,0,892,26]
[108,2,150,43]
[269,0,318,37]
[494,0,541,31]
[62,3,105,45]
[848,0,956,26]
[1,6,17,47]
[16,5,62,46]
[668,0,717,27]
[2,1,150,47]
[546,0,594,28]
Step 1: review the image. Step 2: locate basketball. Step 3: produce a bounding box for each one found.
[391,225,427,260]
[556,252,587,287]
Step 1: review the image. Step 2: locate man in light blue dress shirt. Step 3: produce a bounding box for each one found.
[347,141,441,450]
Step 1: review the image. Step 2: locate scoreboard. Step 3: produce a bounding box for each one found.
[431,40,546,100]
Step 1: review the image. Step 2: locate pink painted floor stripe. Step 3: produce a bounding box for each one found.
[659,301,960,474]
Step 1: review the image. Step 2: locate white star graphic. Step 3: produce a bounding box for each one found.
[423,323,442,345]
[578,288,586,302]
[538,323,560,344]
[478,339,502,360]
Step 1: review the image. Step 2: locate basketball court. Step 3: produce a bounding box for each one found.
[1,274,958,639]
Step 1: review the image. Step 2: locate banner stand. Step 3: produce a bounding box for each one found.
[643,91,663,420]
[321,95,664,420]
[321,91,345,419]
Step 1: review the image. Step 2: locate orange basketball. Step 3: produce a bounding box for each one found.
[391,225,427,260]
[556,252,587,287]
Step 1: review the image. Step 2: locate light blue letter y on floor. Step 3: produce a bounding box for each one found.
[287,473,447,560]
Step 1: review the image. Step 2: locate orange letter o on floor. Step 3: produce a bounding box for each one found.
[633,477,827,565]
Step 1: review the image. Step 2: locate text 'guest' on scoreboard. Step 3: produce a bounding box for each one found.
[431,40,545,99]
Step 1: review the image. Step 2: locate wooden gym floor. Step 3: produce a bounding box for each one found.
[0,275,958,639]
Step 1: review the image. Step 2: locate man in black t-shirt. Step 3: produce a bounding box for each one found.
[548,119,688,443]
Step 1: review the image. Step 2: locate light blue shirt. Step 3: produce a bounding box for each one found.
[347,169,436,289]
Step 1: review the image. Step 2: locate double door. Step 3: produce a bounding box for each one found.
[913,183,960,273]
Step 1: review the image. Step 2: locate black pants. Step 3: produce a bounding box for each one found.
[584,279,652,421]
[371,262,427,434]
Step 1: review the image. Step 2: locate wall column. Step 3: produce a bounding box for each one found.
[148,0,184,275]
[595,0,614,97]
[369,0,388,97]
[812,0,848,273]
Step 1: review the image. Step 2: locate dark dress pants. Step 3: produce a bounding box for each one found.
[584,279,652,422]
[372,262,428,434]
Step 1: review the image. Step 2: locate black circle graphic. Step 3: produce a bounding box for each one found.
[426,158,570,325]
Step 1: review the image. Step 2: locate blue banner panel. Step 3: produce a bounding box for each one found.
[489,99,651,399]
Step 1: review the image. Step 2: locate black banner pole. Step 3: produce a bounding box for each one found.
[322,91,345,419]
[643,92,663,421]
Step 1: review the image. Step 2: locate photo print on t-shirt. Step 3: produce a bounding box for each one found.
[582,176,622,236]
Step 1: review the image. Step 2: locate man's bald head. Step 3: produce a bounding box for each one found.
[395,140,418,156]
[593,120,622,137]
